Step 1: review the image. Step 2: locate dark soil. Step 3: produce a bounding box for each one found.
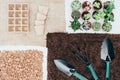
[47,33,120,80]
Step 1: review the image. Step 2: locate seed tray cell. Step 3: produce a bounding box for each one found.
[9,4,14,10]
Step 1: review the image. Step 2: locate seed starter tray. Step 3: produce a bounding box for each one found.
[8,3,29,32]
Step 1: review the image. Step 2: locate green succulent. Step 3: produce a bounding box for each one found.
[82,21,91,30]
[104,13,114,23]
[99,11,106,18]
[71,11,80,19]
[83,13,91,20]
[83,22,89,28]
[104,0,115,13]
[92,22,101,31]
[70,18,82,31]
[71,0,81,11]
[102,22,112,32]
[93,11,106,20]
[93,2,101,8]
[93,11,101,20]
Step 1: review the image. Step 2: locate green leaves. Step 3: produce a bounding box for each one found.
[82,21,91,30]
[104,13,114,23]
[93,2,100,8]
[70,0,82,31]
[93,11,106,20]
[70,18,82,31]
[102,23,112,32]
[103,1,115,24]
[83,13,91,20]
[92,22,101,31]
[71,11,80,19]
[104,1,115,13]
[71,0,81,11]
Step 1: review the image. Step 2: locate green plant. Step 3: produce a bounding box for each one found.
[92,22,101,31]
[104,0,115,13]
[104,13,114,23]
[93,2,100,8]
[102,22,112,32]
[70,18,82,31]
[71,11,80,19]
[71,0,81,11]
[83,13,91,20]
[82,21,91,30]
[93,11,106,20]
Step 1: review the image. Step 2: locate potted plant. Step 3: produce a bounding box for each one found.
[92,11,106,20]
[82,21,92,30]
[70,18,82,31]
[102,22,112,32]
[71,0,81,11]
[71,11,80,19]
[82,11,91,20]
[103,0,115,13]
[92,22,101,31]
[104,12,114,23]
[93,0,102,10]
[82,1,91,11]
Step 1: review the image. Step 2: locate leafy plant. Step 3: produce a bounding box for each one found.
[102,22,112,32]
[104,13,114,23]
[93,11,106,20]
[104,0,115,13]
[93,2,101,8]
[82,21,91,30]
[71,0,81,11]
[92,22,101,31]
[71,11,80,19]
[70,18,82,31]
[83,13,91,20]
[83,22,89,28]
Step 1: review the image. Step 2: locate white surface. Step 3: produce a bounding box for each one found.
[0,46,48,80]
[65,0,120,34]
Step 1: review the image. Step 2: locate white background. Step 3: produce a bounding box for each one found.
[65,0,120,34]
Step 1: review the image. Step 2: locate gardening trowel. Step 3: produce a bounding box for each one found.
[54,59,88,80]
[101,38,115,80]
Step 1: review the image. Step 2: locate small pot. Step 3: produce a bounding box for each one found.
[103,1,115,13]
[82,21,92,30]
[82,11,91,20]
[71,11,81,19]
[82,1,91,11]
[104,12,114,21]
[102,22,112,32]
[93,0,102,10]
[92,11,101,20]
[104,1,110,9]
[70,19,82,31]
[71,0,81,11]
[92,22,101,31]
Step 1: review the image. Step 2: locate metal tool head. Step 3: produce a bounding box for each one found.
[101,38,115,61]
[54,59,75,76]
